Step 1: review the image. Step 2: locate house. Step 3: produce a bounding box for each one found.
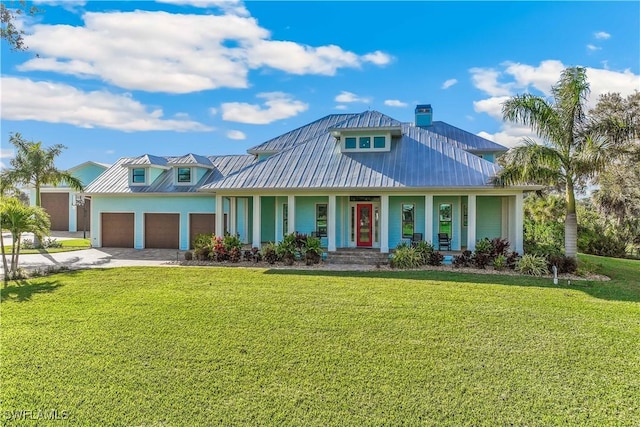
[31,161,109,232]
[85,106,531,253]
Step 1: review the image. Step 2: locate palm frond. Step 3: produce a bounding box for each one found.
[502,94,559,144]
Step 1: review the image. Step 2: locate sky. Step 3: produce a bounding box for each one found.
[1,0,639,170]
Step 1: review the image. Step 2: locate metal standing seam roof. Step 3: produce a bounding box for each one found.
[426,121,507,152]
[247,113,358,154]
[167,153,214,167]
[201,123,503,191]
[85,155,255,194]
[122,154,169,167]
[329,110,403,130]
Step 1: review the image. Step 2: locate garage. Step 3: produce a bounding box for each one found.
[144,213,179,249]
[189,213,215,249]
[76,198,91,232]
[101,213,134,248]
[41,192,69,231]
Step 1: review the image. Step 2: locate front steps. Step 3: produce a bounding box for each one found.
[326,248,391,265]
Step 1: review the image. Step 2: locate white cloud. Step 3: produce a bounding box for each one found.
[18,9,391,94]
[469,67,512,96]
[384,99,407,107]
[209,107,218,116]
[1,148,15,170]
[335,91,370,104]
[334,105,348,110]
[594,31,611,40]
[471,61,640,148]
[157,0,250,16]
[441,78,458,89]
[226,129,246,140]
[105,149,116,154]
[587,44,601,51]
[1,77,212,132]
[221,92,308,124]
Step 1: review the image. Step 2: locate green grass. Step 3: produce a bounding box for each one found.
[6,238,91,254]
[1,257,639,426]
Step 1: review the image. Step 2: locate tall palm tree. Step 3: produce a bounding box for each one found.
[4,133,84,207]
[492,67,610,258]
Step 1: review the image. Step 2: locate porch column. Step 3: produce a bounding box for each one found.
[229,196,237,236]
[424,194,433,245]
[287,195,296,234]
[467,194,477,251]
[328,195,336,251]
[252,195,261,248]
[380,194,389,253]
[215,194,224,236]
[514,193,524,254]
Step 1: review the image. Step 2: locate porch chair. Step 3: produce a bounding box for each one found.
[438,233,451,251]
[411,233,423,247]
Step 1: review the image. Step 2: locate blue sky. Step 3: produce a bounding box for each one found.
[1,0,639,170]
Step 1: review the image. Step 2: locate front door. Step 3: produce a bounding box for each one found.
[356,203,373,247]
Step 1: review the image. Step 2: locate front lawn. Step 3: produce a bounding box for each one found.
[5,238,91,254]
[1,258,639,425]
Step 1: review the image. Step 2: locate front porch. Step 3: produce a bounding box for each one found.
[214,193,524,255]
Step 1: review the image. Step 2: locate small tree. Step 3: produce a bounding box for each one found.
[1,197,50,284]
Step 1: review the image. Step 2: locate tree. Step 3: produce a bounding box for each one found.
[1,197,50,284]
[1,0,41,51]
[4,133,84,208]
[492,67,610,258]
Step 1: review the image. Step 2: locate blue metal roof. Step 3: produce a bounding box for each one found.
[167,153,214,167]
[122,154,168,167]
[329,110,403,130]
[426,121,507,152]
[202,123,502,191]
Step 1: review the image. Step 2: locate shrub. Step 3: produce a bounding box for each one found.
[277,233,298,265]
[493,254,507,271]
[261,242,278,265]
[414,241,434,265]
[193,246,210,261]
[229,247,241,263]
[193,233,213,251]
[453,250,473,268]
[184,251,193,261]
[516,254,549,276]
[427,251,444,266]
[304,236,323,265]
[21,239,35,249]
[472,238,493,269]
[506,251,520,270]
[391,246,422,269]
[211,236,228,262]
[547,254,578,274]
[490,238,510,257]
[42,237,63,249]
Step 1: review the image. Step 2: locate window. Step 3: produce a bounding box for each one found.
[373,136,386,149]
[345,137,356,149]
[283,203,288,237]
[342,135,388,152]
[439,203,452,236]
[132,168,145,184]
[177,167,191,183]
[359,136,371,149]
[316,204,327,237]
[402,204,415,238]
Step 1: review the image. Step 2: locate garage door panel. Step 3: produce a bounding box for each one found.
[102,213,134,248]
[41,193,69,231]
[189,214,215,249]
[145,213,179,249]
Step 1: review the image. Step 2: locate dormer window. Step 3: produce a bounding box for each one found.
[177,167,192,184]
[132,168,146,184]
[340,133,391,152]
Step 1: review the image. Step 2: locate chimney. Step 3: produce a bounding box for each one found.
[415,104,433,127]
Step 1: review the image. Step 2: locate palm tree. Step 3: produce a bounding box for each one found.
[1,197,50,284]
[492,67,610,258]
[4,133,84,207]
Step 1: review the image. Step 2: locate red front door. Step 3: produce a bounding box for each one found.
[356,204,373,247]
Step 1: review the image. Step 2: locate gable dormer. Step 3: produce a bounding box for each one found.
[329,110,402,153]
[123,154,169,186]
[167,154,214,186]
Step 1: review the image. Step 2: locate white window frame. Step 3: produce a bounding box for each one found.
[341,132,391,152]
[176,167,193,185]
[130,167,147,186]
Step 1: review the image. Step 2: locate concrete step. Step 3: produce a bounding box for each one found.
[327,249,390,265]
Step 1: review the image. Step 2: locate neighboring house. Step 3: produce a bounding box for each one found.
[86,106,533,253]
[31,161,109,232]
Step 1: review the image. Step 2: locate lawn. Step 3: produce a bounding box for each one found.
[1,257,639,425]
[5,238,92,255]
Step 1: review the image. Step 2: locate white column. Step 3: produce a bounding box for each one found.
[328,195,336,251]
[274,197,282,244]
[380,194,389,253]
[215,194,223,236]
[252,195,261,248]
[229,196,237,236]
[69,192,77,232]
[287,195,296,234]
[501,196,509,239]
[424,194,433,245]
[467,194,477,251]
[514,193,524,254]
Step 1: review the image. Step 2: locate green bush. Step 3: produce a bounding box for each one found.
[277,233,298,265]
[547,254,577,274]
[453,250,473,268]
[516,254,549,276]
[473,238,493,269]
[427,251,444,266]
[261,242,278,265]
[304,236,323,265]
[414,241,434,265]
[493,254,507,271]
[391,246,422,269]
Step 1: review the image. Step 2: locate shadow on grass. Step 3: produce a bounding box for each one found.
[262,268,640,303]
[1,280,63,302]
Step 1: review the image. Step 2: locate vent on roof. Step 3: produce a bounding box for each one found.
[415,104,433,127]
